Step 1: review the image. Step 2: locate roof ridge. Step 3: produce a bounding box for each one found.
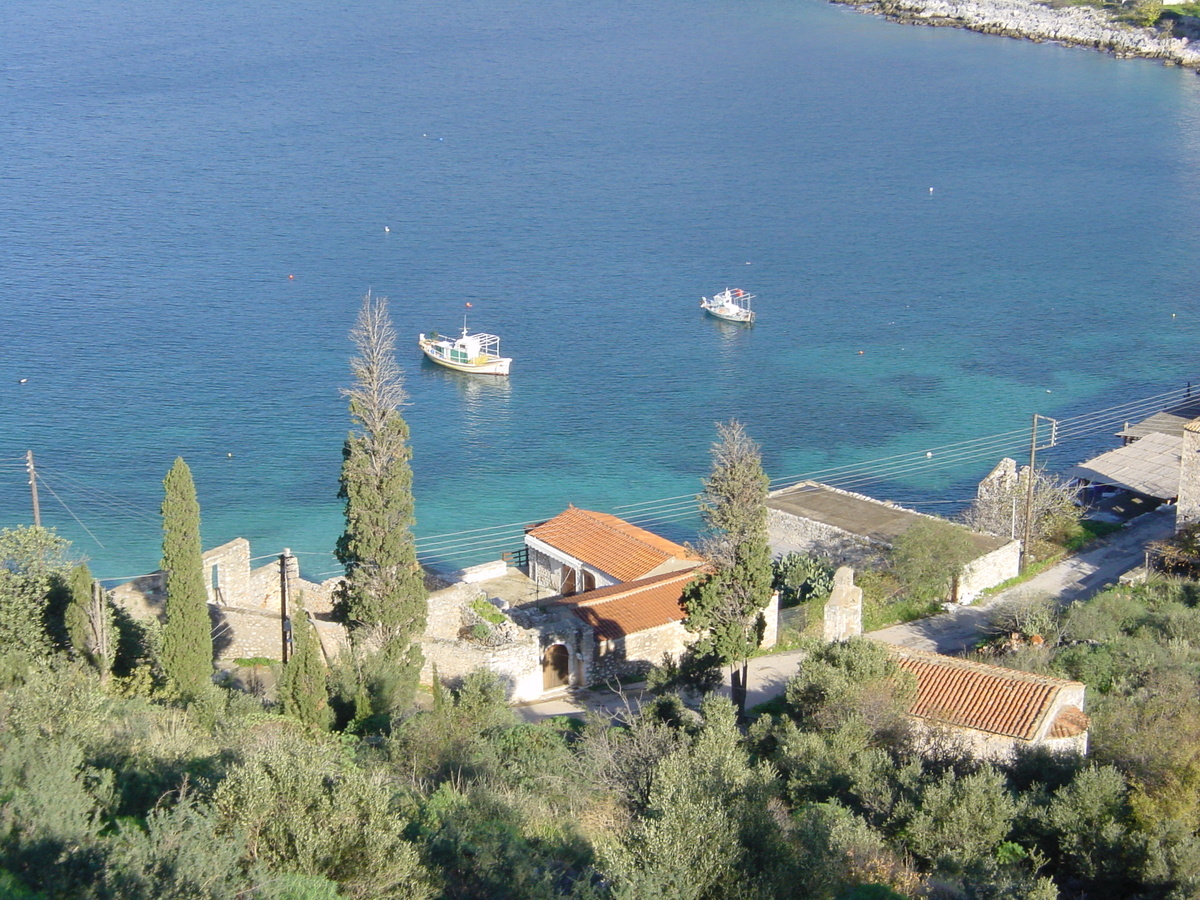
[571,568,700,608]
[888,646,1079,688]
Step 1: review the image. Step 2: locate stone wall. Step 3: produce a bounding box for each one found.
[421,633,544,702]
[761,590,780,649]
[588,622,695,685]
[767,508,885,567]
[1177,420,1200,529]
[824,568,863,642]
[958,539,1021,603]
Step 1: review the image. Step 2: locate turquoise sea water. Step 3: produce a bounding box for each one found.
[2,0,1199,580]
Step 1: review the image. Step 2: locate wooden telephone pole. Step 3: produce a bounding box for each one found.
[25,450,40,527]
[1020,414,1058,571]
[279,548,292,664]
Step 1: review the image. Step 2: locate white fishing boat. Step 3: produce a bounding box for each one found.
[418,326,512,376]
[701,287,756,324]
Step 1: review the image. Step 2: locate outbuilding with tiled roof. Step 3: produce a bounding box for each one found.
[889,646,1088,759]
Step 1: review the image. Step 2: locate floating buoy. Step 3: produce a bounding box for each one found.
[926,451,933,458]
[384,226,390,233]
[857,350,864,355]
[227,452,233,458]
[929,187,934,193]
[17,378,28,384]
[288,274,294,280]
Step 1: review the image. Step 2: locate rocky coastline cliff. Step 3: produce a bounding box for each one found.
[834,0,1200,69]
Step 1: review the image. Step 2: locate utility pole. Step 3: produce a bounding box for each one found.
[1020,414,1058,571]
[25,450,40,528]
[279,548,292,664]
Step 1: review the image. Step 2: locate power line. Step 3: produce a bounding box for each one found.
[411,383,1200,560]
[36,474,104,549]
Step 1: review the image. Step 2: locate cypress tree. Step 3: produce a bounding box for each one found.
[280,604,331,730]
[334,292,427,714]
[65,563,93,659]
[683,421,774,718]
[160,457,213,698]
[65,562,114,680]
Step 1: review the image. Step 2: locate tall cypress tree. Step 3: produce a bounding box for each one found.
[334,292,427,714]
[280,603,331,730]
[683,421,774,718]
[160,457,213,699]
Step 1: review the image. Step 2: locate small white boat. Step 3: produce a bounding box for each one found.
[701,287,756,324]
[418,327,512,376]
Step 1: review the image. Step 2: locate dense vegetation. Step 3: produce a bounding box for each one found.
[5,514,1200,898]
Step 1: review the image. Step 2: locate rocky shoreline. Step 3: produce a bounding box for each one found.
[834,0,1200,69]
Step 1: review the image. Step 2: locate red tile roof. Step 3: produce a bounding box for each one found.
[1047,706,1090,739]
[556,569,700,641]
[526,506,698,582]
[890,647,1083,741]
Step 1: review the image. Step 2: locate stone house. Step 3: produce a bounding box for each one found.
[525,505,703,596]
[890,646,1089,759]
[767,481,1020,604]
[421,507,779,701]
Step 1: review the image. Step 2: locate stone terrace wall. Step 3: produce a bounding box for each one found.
[958,540,1021,603]
[421,635,543,702]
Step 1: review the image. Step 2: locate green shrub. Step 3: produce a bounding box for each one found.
[773,553,835,607]
[469,598,506,626]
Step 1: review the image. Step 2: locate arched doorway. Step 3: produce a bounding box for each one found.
[543,644,570,690]
[560,567,577,597]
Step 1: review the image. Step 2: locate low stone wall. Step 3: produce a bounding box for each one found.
[838,0,1200,68]
[958,539,1021,603]
[421,634,543,702]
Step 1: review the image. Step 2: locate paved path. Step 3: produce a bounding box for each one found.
[515,508,1176,721]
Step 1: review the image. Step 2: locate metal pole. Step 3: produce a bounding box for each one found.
[280,548,291,664]
[25,450,40,528]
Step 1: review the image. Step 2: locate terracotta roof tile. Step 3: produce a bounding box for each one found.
[890,647,1083,741]
[1047,706,1090,739]
[556,569,699,641]
[526,507,698,582]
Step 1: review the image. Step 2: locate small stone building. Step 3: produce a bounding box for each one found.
[422,508,779,701]
[767,481,1020,604]
[890,646,1089,759]
[110,537,346,665]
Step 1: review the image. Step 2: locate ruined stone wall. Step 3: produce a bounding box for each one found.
[1177,420,1200,529]
[204,538,253,607]
[761,590,780,649]
[824,568,863,642]
[421,634,544,702]
[958,540,1021,604]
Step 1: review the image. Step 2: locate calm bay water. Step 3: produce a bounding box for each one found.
[2,0,1199,580]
